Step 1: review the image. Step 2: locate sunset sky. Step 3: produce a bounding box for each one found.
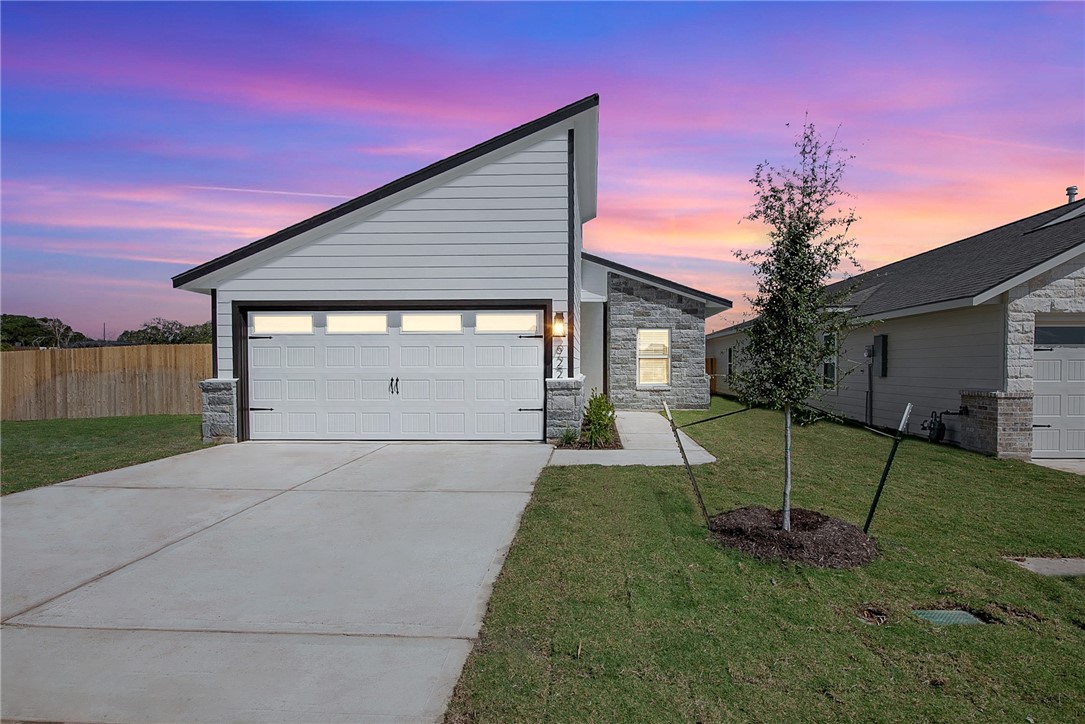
[2,1,1082,337]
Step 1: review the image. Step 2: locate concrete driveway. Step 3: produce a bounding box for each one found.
[2,441,552,723]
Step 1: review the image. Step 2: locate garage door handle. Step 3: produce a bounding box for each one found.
[394,377,399,394]
[1033,424,1052,428]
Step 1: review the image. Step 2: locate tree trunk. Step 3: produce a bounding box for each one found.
[782,403,792,531]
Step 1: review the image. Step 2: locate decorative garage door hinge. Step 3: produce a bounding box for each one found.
[249,335,273,340]
[519,334,544,338]
[518,407,544,412]
[248,407,275,411]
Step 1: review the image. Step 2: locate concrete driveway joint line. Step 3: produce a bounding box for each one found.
[3,441,549,724]
[4,443,388,623]
[549,410,716,466]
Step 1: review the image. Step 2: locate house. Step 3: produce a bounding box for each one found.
[707,197,1085,461]
[174,95,732,443]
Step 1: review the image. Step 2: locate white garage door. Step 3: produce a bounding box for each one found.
[246,310,545,441]
[1032,325,1085,459]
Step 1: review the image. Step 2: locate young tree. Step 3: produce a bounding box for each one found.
[732,122,859,531]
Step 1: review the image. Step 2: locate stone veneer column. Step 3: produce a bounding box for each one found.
[958,389,1033,460]
[1004,258,1085,392]
[545,375,586,440]
[199,378,238,443]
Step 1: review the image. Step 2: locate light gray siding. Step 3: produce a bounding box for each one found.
[213,134,570,378]
[708,304,1005,443]
[821,304,1004,442]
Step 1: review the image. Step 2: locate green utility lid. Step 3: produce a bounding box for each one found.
[914,609,985,626]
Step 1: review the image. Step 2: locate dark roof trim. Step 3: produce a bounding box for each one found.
[582,252,733,308]
[173,94,600,288]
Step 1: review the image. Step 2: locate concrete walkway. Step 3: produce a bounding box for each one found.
[549,410,715,466]
[2,441,552,724]
[1006,557,1085,576]
[1029,458,1085,475]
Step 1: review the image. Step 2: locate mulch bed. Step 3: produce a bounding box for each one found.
[554,420,623,450]
[708,505,877,568]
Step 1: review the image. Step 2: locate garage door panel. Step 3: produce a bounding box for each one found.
[511,345,540,367]
[436,346,465,367]
[435,380,465,400]
[1033,339,1085,459]
[326,346,356,367]
[359,347,390,367]
[248,309,543,441]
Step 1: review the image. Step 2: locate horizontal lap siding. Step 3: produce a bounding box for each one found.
[214,134,570,378]
[822,304,1004,441]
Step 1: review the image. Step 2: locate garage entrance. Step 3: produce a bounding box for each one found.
[1032,321,1085,459]
[246,309,545,440]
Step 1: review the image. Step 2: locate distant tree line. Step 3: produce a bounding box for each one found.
[1,315,212,350]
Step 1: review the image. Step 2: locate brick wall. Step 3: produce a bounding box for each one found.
[607,274,709,410]
[959,389,1033,459]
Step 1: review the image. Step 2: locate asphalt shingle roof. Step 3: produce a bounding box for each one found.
[825,199,1085,317]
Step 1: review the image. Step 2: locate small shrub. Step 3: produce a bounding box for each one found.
[558,427,579,446]
[583,389,615,448]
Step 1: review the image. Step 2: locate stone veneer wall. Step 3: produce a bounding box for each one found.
[607,274,710,410]
[958,390,1033,460]
[546,375,586,440]
[1005,256,1085,392]
[200,378,238,443]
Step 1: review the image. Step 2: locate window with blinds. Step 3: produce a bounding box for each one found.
[637,329,671,385]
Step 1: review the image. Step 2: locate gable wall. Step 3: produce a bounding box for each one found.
[212,134,571,377]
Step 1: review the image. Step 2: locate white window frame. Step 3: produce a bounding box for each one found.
[474,312,540,335]
[326,313,388,335]
[250,313,314,335]
[401,313,463,334]
[637,328,671,387]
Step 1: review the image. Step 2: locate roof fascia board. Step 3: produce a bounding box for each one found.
[582,253,733,309]
[972,241,1085,305]
[174,94,600,290]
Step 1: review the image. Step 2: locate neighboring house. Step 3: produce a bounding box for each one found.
[174,95,731,443]
[708,198,1085,461]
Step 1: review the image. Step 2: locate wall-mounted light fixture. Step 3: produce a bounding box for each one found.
[552,312,566,337]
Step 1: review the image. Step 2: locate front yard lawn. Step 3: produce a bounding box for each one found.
[1,415,209,495]
[448,397,1085,722]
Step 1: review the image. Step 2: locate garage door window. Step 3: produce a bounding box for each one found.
[476,312,538,334]
[251,314,313,334]
[401,313,463,334]
[327,313,387,334]
[637,329,670,385]
[1036,326,1085,345]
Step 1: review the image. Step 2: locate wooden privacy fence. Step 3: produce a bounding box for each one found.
[1,344,212,421]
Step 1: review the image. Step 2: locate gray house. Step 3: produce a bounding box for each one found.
[708,198,1085,461]
[174,95,731,443]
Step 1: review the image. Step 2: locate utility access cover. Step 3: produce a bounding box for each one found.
[914,609,984,626]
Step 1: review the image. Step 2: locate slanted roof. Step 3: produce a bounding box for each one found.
[173,95,600,290]
[583,252,733,314]
[710,199,1085,338]
[829,199,1085,318]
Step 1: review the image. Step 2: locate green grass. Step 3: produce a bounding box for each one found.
[1,415,209,495]
[448,396,1085,722]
